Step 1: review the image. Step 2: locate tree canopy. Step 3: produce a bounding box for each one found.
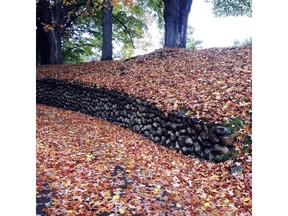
[205,0,252,17]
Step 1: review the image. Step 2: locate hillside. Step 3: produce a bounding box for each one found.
[36,46,252,215]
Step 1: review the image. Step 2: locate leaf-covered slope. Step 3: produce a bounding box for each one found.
[37,104,252,215]
[37,46,251,124]
[37,45,252,159]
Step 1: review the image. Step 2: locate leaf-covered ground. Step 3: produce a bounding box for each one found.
[37,46,252,215]
[37,104,252,215]
[37,46,251,124]
[37,45,252,155]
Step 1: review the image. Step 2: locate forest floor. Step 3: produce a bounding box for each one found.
[36,45,252,215]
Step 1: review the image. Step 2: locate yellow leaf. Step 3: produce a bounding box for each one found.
[222,100,232,110]
[67,209,74,214]
[223,199,230,204]
[112,194,120,200]
[119,208,125,214]
[152,188,160,194]
[243,197,251,202]
[173,103,178,109]
[105,190,111,197]
[204,202,210,207]
[86,154,94,161]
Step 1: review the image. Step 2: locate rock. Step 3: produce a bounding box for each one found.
[214,154,226,162]
[220,134,235,146]
[230,165,243,175]
[160,136,167,145]
[165,139,171,146]
[133,125,140,132]
[154,136,160,142]
[144,131,150,137]
[202,141,213,147]
[213,125,232,136]
[156,127,163,136]
[146,124,152,131]
[152,122,158,128]
[171,133,177,141]
[181,146,188,155]
[209,132,220,143]
[179,129,187,135]
[185,137,193,147]
[193,141,202,155]
[178,136,186,146]
[203,148,212,160]
[208,153,215,161]
[212,144,229,154]
[201,132,209,140]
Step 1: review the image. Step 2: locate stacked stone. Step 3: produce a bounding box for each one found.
[37,79,235,162]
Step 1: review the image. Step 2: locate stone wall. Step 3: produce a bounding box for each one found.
[36,79,235,162]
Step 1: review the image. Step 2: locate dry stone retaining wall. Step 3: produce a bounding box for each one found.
[36,79,235,162]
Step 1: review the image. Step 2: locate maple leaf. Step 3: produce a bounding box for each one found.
[119,208,126,214]
[112,194,120,200]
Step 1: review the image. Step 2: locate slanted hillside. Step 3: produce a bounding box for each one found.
[36,46,252,215]
[37,45,252,160]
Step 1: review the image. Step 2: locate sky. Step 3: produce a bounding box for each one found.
[189,0,252,48]
[144,0,252,53]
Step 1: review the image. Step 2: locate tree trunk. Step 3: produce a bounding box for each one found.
[36,0,63,65]
[101,0,113,61]
[163,0,193,48]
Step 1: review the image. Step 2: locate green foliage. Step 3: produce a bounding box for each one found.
[205,0,252,17]
[233,37,252,47]
[62,1,154,63]
[186,26,203,50]
[225,116,245,133]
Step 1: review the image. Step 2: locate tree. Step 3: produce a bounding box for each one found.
[186,26,203,50]
[205,0,252,17]
[62,1,151,62]
[163,0,193,48]
[161,0,252,49]
[36,0,90,65]
[101,0,113,60]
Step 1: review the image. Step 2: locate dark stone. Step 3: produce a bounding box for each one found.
[208,153,215,161]
[203,148,212,160]
[214,154,226,162]
[186,147,193,155]
[220,134,235,146]
[212,144,229,154]
[175,142,180,150]
[165,139,171,146]
[133,125,140,132]
[154,136,160,142]
[144,131,150,137]
[230,165,243,175]
[152,122,158,128]
[178,136,186,146]
[181,146,188,155]
[209,132,220,143]
[201,132,209,140]
[193,141,202,155]
[155,127,163,136]
[175,131,180,137]
[213,125,232,136]
[202,140,213,148]
[160,136,167,145]
[180,129,187,135]
[171,133,177,141]
[185,137,193,147]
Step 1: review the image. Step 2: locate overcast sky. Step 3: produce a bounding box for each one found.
[142,0,253,54]
[189,0,252,48]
